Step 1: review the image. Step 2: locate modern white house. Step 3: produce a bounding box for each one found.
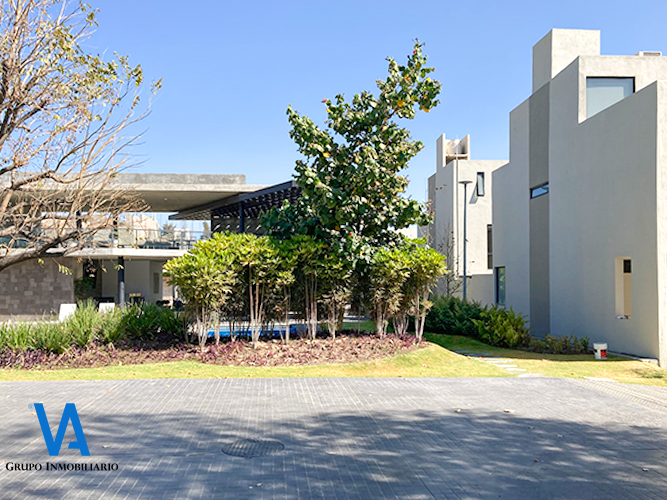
[431,28,667,366]
[0,174,267,319]
[427,134,505,305]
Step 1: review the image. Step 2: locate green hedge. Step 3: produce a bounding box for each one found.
[425,295,590,352]
[423,296,485,338]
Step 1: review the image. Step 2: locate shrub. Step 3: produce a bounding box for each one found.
[0,303,187,355]
[118,303,185,340]
[542,334,590,354]
[424,295,485,337]
[472,305,531,349]
[64,299,103,348]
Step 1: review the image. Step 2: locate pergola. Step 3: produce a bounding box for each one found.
[170,180,301,234]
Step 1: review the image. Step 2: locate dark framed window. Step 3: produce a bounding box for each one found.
[487,225,493,269]
[530,183,549,199]
[623,259,632,274]
[495,267,506,306]
[476,172,485,196]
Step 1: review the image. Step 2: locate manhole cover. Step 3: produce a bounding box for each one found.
[221,438,285,458]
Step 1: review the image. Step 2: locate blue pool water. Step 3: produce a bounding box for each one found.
[206,325,300,338]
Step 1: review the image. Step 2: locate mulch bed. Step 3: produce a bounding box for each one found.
[0,330,421,370]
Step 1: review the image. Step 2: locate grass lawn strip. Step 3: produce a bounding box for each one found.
[425,333,667,387]
[0,326,664,386]
[0,344,510,381]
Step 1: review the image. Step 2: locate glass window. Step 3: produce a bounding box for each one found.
[487,225,493,269]
[586,78,634,118]
[495,267,506,306]
[615,258,632,318]
[623,259,632,274]
[476,172,485,197]
[530,183,549,199]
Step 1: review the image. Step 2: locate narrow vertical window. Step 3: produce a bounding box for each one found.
[495,267,506,306]
[153,273,160,295]
[487,225,493,269]
[615,257,632,319]
[476,172,485,196]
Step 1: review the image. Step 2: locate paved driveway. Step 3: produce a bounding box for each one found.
[1,377,666,499]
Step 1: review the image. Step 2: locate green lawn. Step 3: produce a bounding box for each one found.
[0,343,509,381]
[425,333,667,387]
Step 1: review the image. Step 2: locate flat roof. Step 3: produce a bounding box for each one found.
[64,248,188,260]
[112,174,267,212]
[1,173,268,213]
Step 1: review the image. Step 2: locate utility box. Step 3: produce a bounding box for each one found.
[593,343,608,360]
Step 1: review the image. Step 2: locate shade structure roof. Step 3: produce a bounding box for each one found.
[170,181,301,221]
[0,173,267,214]
[111,173,266,212]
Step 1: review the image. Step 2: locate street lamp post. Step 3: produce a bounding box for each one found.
[459,180,472,300]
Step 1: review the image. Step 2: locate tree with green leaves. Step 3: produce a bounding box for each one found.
[287,235,326,340]
[263,42,441,259]
[235,234,287,348]
[394,241,447,341]
[319,251,352,339]
[368,246,410,337]
[0,1,159,272]
[163,250,235,350]
[272,238,297,344]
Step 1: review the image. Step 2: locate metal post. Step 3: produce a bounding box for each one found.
[460,180,472,300]
[118,256,125,307]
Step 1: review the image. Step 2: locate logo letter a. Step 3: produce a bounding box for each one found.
[34,403,90,456]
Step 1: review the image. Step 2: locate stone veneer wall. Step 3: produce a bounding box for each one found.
[0,258,74,319]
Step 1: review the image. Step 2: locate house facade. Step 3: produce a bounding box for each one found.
[0,174,267,319]
[433,28,667,366]
[427,135,506,305]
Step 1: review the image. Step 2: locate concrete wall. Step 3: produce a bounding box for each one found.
[492,100,531,320]
[456,160,505,278]
[528,81,551,336]
[533,29,600,92]
[429,151,505,305]
[0,259,74,319]
[549,57,663,359]
[529,193,550,335]
[657,81,667,367]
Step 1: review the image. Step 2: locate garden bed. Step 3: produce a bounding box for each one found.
[0,330,420,371]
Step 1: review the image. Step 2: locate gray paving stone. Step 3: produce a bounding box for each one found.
[0,377,666,499]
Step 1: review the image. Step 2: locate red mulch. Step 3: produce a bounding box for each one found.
[0,330,421,370]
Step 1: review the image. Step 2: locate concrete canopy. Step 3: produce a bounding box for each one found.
[112,173,267,213]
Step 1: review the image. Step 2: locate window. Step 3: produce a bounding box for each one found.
[487,225,493,269]
[153,273,160,295]
[615,257,632,319]
[623,259,631,274]
[476,172,485,197]
[495,267,506,306]
[586,77,634,118]
[530,183,549,199]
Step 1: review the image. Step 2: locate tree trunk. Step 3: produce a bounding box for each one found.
[392,314,408,336]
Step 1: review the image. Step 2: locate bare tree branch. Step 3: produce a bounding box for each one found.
[0,0,158,272]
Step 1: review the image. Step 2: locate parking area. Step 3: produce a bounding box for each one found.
[1,377,666,499]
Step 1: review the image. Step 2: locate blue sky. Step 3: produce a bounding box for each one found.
[87,0,666,204]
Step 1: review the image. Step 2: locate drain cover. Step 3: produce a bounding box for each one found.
[221,438,285,458]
